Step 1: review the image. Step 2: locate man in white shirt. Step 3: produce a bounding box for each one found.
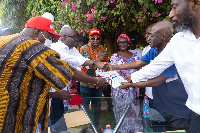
[49,25,108,132]
[130,0,200,132]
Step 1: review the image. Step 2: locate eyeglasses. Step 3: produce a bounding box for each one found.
[62,35,77,40]
[118,41,128,44]
[90,37,101,40]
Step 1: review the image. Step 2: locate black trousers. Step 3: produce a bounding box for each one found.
[50,98,64,125]
[164,112,191,132]
[102,85,112,110]
[189,112,200,133]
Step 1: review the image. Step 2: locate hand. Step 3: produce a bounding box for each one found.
[125,75,132,82]
[101,63,113,71]
[95,62,105,69]
[57,90,73,100]
[96,77,109,88]
[120,82,133,89]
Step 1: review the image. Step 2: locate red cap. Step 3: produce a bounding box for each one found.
[106,124,111,129]
[24,16,61,39]
[89,28,101,36]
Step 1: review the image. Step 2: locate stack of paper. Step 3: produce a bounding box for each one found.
[96,70,127,88]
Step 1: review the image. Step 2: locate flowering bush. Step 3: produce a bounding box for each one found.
[27,0,170,55]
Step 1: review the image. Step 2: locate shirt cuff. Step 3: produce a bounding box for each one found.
[79,57,89,66]
[131,73,140,83]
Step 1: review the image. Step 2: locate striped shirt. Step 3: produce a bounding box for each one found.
[0,34,76,133]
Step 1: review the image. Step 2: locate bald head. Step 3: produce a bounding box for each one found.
[152,20,173,42]
[59,26,77,49]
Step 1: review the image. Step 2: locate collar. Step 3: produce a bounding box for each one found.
[182,29,199,41]
[57,40,70,50]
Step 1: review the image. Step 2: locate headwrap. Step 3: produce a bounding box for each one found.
[117,34,130,44]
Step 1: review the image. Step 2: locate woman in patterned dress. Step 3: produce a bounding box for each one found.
[110,34,143,132]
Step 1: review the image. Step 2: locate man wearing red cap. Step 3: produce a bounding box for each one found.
[0,17,108,133]
[79,28,108,132]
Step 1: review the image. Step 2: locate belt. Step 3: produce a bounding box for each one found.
[195,113,200,119]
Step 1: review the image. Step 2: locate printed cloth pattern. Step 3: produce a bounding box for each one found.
[80,44,108,88]
[110,53,143,132]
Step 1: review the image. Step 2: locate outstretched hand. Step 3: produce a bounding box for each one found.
[96,77,109,88]
[120,82,133,89]
[57,90,73,100]
[95,62,113,72]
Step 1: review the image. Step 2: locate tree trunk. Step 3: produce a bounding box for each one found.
[104,34,119,58]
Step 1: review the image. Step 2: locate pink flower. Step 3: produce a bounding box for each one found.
[80,29,83,32]
[86,11,90,15]
[137,18,143,22]
[78,30,81,34]
[150,18,153,20]
[56,22,59,26]
[109,0,115,3]
[116,5,119,8]
[72,3,76,10]
[101,17,106,21]
[136,16,143,23]
[61,21,64,24]
[155,0,163,4]
[91,7,96,12]
[156,13,161,17]
[33,9,36,12]
[32,13,34,16]
[83,32,85,36]
[155,11,161,17]
[87,14,93,21]
[61,6,64,12]
[62,0,68,5]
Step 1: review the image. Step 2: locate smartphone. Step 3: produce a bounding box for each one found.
[149,120,171,127]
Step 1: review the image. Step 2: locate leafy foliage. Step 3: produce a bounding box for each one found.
[0,0,171,53]
[0,0,28,32]
[28,0,171,48]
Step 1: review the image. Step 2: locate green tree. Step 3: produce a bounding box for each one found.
[0,0,171,56]
[0,0,28,32]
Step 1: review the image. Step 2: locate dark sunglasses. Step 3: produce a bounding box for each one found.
[62,35,77,40]
[90,37,101,40]
[118,41,128,44]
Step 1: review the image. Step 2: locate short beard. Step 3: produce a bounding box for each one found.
[175,7,194,32]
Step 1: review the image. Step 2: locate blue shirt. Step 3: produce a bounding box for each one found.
[140,47,177,78]
[140,47,191,119]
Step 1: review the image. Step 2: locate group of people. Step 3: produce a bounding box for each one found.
[0,0,200,133]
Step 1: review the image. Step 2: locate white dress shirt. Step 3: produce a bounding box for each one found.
[49,41,89,92]
[131,30,200,115]
[51,41,88,71]
[48,41,89,115]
